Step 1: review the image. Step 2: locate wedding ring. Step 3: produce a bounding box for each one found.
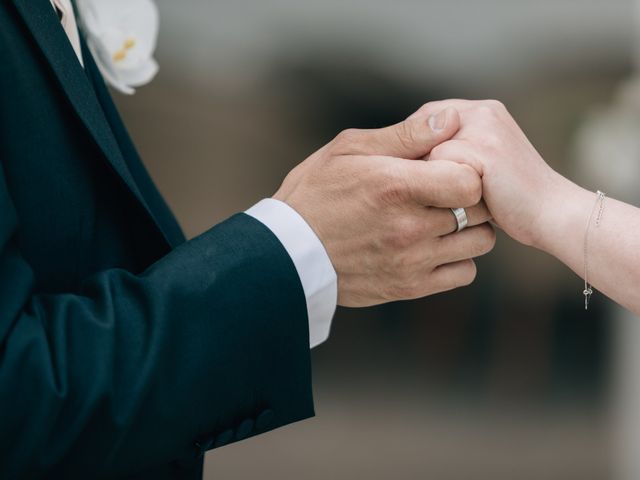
[450,208,468,233]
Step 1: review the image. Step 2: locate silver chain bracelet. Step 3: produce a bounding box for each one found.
[583,190,606,310]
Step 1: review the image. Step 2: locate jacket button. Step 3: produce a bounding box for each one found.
[213,429,234,448]
[255,409,275,430]
[235,418,254,440]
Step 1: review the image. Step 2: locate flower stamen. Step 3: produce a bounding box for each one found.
[112,38,137,62]
[113,49,127,62]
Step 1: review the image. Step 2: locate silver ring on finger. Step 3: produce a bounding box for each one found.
[450,208,468,233]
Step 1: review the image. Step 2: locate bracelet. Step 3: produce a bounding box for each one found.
[583,190,606,310]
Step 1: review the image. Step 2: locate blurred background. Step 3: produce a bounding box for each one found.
[114,1,640,478]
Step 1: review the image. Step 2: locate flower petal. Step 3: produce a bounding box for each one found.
[75,0,159,94]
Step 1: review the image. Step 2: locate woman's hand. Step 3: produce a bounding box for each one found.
[422,99,640,314]
[424,99,573,248]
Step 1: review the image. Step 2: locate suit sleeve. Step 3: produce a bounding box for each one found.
[246,199,338,348]
[0,165,314,478]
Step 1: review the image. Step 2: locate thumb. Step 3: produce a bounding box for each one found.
[332,107,460,159]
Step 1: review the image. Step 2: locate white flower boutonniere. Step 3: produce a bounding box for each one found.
[75,0,159,95]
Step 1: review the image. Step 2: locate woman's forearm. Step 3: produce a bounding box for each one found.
[534,172,640,314]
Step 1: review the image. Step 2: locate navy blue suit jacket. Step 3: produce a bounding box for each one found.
[0,1,314,478]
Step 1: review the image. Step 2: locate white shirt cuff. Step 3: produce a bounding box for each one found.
[246,199,337,348]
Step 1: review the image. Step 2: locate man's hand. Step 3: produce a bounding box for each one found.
[274,107,496,307]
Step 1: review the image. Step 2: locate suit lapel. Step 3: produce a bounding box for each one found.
[81,39,187,248]
[11,0,171,246]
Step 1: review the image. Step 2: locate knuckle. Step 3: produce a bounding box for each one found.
[472,225,497,256]
[469,179,483,205]
[459,260,478,286]
[429,143,448,160]
[474,100,507,124]
[482,133,502,150]
[332,128,362,153]
[477,100,507,117]
[336,128,360,143]
[420,101,433,112]
[456,165,482,205]
[439,260,477,291]
[485,226,497,250]
[483,99,506,111]
[445,260,477,289]
[414,101,434,117]
[483,227,498,253]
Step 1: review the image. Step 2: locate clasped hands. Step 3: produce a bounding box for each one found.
[275,100,556,307]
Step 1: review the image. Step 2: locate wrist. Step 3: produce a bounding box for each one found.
[530,171,594,258]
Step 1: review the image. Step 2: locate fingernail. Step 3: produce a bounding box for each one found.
[428,109,448,131]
